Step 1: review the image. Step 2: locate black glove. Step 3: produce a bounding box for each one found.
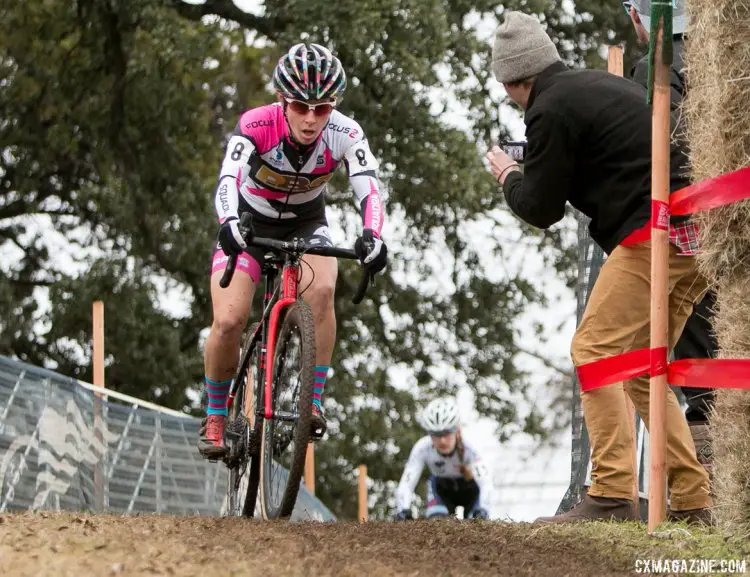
[354,229,387,274]
[218,217,247,257]
[468,508,489,520]
[394,509,413,521]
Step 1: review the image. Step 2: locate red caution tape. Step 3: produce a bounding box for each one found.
[668,359,750,389]
[670,166,750,216]
[577,347,668,392]
[578,352,750,391]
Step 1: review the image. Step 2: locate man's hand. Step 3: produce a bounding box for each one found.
[486,145,521,185]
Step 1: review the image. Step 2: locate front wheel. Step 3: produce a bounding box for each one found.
[259,301,316,520]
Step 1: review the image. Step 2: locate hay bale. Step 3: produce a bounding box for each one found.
[683,0,750,532]
[706,280,750,528]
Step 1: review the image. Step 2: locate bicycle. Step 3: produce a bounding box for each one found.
[218,213,373,520]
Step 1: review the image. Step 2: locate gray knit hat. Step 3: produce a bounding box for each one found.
[491,11,562,84]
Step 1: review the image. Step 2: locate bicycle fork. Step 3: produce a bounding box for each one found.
[262,261,299,420]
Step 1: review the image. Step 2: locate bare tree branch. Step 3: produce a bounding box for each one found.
[169,0,288,40]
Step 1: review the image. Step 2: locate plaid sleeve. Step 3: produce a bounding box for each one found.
[669,221,701,256]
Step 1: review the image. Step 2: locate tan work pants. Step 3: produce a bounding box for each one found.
[571,242,711,511]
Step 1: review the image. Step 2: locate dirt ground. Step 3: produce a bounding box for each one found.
[0,512,646,577]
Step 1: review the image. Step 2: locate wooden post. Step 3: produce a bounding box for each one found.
[608,45,641,520]
[305,443,315,494]
[358,464,368,522]
[92,301,106,511]
[93,301,105,389]
[648,24,671,533]
[607,44,624,78]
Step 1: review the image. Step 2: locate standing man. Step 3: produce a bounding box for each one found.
[624,0,717,481]
[485,11,712,524]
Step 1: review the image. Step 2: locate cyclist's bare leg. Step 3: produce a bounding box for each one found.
[198,266,257,457]
[204,269,257,379]
[300,254,338,437]
[300,254,338,364]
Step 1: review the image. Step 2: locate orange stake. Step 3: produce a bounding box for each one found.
[358,464,368,522]
[305,443,315,495]
[93,300,105,390]
[92,300,106,510]
[648,24,671,533]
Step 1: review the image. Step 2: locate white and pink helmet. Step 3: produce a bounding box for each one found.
[272,43,347,101]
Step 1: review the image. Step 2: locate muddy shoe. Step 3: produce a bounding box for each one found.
[535,494,637,524]
[689,422,713,476]
[310,404,327,440]
[197,414,228,459]
[668,507,714,526]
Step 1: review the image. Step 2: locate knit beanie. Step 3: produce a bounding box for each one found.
[491,11,562,84]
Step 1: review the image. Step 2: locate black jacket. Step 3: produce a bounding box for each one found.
[631,36,690,166]
[502,61,691,254]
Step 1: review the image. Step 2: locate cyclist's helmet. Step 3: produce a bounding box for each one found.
[272,43,347,101]
[420,397,460,435]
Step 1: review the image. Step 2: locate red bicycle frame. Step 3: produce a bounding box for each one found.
[219,216,371,421]
[262,261,299,419]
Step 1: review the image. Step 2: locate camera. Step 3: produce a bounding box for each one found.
[500,140,527,164]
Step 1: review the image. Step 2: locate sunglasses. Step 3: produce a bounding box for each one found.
[429,429,456,439]
[284,98,336,117]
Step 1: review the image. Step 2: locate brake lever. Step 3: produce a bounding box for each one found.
[219,253,238,289]
[351,268,372,305]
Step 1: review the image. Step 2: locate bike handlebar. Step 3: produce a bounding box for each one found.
[219,214,373,304]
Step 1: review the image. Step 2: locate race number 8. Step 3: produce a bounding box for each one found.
[231,142,245,161]
[355,149,367,167]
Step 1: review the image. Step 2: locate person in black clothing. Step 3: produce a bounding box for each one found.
[623,0,716,478]
[485,10,712,525]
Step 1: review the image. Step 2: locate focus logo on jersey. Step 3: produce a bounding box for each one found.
[328,123,359,139]
[245,119,274,130]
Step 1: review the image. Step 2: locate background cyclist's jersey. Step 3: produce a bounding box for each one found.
[213,102,384,235]
[395,435,493,512]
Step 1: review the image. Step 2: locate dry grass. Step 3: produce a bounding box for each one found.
[684,0,750,534]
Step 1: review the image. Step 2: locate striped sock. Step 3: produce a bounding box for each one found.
[313,365,329,411]
[205,376,231,416]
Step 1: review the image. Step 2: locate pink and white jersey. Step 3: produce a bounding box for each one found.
[214,103,384,235]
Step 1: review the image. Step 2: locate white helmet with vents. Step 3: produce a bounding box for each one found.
[420,397,460,434]
[272,43,347,101]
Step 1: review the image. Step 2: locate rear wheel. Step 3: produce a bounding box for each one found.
[259,301,316,520]
[225,323,263,517]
